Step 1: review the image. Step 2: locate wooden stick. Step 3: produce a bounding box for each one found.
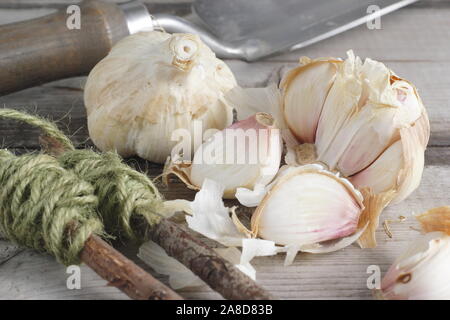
[81,235,183,300]
[42,135,273,299]
[150,219,274,300]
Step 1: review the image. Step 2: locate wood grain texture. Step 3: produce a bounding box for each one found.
[0,240,22,265]
[266,4,450,62]
[0,0,449,300]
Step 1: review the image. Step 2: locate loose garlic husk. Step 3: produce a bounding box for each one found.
[379,207,450,300]
[164,112,282,198]
[84,31,236,163]
[227,50,430,248]
[248,165,364,248]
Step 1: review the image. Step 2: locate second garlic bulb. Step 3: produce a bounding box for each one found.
[84,31,236,163]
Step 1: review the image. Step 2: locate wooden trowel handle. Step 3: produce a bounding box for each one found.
[0,0,129,96]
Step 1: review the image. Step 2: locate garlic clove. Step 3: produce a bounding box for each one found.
[392,111,429,204]
[85,31,236,164]
[280,57,340,143]
[165,112,282,198]
[380,232,450,300]
[332,105,399,177]
[251,165,364,247]
[352,111,428,248]
[349,140,404,195]
[356,112,429,249]
[350,111,429,204]
[333,62,424,176]
[380,207,450,299]
[314,51,364,168]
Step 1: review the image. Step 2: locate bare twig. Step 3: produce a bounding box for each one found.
[151,219,274,300]
[81,235,183,300]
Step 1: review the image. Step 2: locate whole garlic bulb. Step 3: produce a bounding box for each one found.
[250,165,364,247]
[84,31,236,163]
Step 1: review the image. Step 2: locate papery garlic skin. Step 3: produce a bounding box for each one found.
[416,206,450,235]
[251,165,364,246]
[380,232,450,300]
[165,112,282,198]
[84,31,236,163]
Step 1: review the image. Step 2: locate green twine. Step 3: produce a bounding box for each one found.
[0,109,164,265]
[58,150,163,240]
[0,149,103,265]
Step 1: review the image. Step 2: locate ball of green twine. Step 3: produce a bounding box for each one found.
[0,108,164,265]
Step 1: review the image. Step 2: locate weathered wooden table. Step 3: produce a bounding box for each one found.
[0,0,449,300]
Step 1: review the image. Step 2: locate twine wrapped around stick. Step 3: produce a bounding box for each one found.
[0,108,163,265]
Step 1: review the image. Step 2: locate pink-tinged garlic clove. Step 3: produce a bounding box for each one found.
[165,112,282,199]
[349,140,403,195]
[380,232,450,300]
[251,165,364,247]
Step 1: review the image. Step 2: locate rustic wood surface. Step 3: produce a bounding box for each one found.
[0,0,449,300]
